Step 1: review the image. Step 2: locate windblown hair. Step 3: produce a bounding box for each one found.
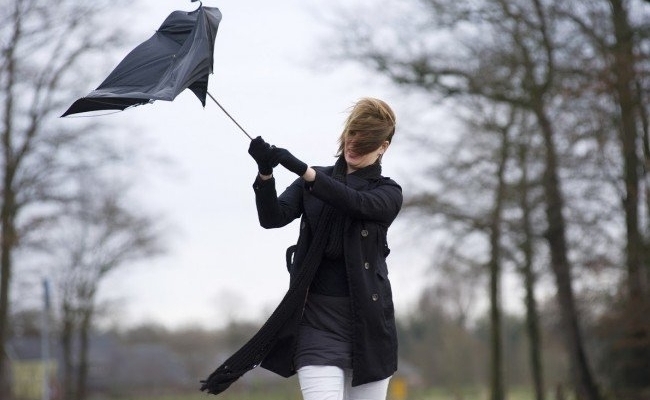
[336,97,396,159]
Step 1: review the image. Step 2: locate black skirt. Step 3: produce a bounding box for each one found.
[294,293,353,370]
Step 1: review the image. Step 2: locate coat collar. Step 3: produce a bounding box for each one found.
[315,160,382,190]
[346,173,375,190]
[304,162,383,227]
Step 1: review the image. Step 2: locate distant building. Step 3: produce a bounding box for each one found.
[7,333,194,398]
[6,337,59,400]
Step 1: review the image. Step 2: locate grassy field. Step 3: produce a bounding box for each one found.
[92,385,555,400]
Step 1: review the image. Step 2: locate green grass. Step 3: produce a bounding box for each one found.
[93,385,559,400]
[118,394,297,400]
[90,386,302,400]
[412,386,576,400]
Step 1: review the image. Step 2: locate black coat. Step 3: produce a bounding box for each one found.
[253,164,403,386]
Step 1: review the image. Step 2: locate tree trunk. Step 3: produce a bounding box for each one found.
[518,142,545,400]
[0,193,15,400]
[488,253,504,400]
[0,196,15,400]
[607,1,650,391]
[536,107,601,400]
[61,303,76,400]
[609,0,646,303]
[488,127,509,400]
[637,76,650,297]
[76,304,93,400]
[0,3,20,398]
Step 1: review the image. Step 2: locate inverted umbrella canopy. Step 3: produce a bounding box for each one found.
[62,5,222,117]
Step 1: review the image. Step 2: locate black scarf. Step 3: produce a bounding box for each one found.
[200,157,381,395]
[323,156,347,259]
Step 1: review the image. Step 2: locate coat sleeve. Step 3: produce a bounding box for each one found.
[252,175,304,228]
[308,170,403,224]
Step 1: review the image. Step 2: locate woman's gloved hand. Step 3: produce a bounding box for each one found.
[269,147,308,176]
[248,136,274,175]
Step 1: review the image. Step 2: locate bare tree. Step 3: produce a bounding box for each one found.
[403,101,521,399]
[0,0,132,397]
[485,109,514,400]
[607,0,647,302]
[324,0,608,398]
[559,0,650,392]
[514,119,545,400]
[51,175,163,400]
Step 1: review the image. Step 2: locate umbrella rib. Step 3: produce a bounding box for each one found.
[207,91,253,140]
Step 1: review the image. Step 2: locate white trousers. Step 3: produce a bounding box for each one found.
[297,366,391,400]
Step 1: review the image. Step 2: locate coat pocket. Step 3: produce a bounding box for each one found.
[375,261,395,323]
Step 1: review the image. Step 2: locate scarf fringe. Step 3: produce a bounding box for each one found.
[200,205,335,395]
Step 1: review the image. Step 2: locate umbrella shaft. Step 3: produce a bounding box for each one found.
[208,92,253,140]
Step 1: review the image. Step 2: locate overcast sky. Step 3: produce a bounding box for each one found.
[83,0,441,330]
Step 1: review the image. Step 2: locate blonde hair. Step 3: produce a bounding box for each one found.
[336,97,396,158]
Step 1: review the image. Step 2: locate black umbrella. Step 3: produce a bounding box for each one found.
[62,3,251,139]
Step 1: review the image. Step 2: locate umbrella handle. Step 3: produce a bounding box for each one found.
[207,92,253,140]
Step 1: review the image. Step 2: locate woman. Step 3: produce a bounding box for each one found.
[247,97,403,400]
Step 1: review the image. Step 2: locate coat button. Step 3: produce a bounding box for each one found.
[364,262,370,270]
[372,294,379,301]
[361,229,369,237]
[301,221,306,230]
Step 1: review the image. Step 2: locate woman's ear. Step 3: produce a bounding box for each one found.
[380,140,390,154]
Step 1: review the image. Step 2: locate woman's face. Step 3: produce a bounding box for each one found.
[344,139,389,173]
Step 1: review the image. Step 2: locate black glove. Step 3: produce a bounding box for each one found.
[248,136,273,175]
[269,147,308,176]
